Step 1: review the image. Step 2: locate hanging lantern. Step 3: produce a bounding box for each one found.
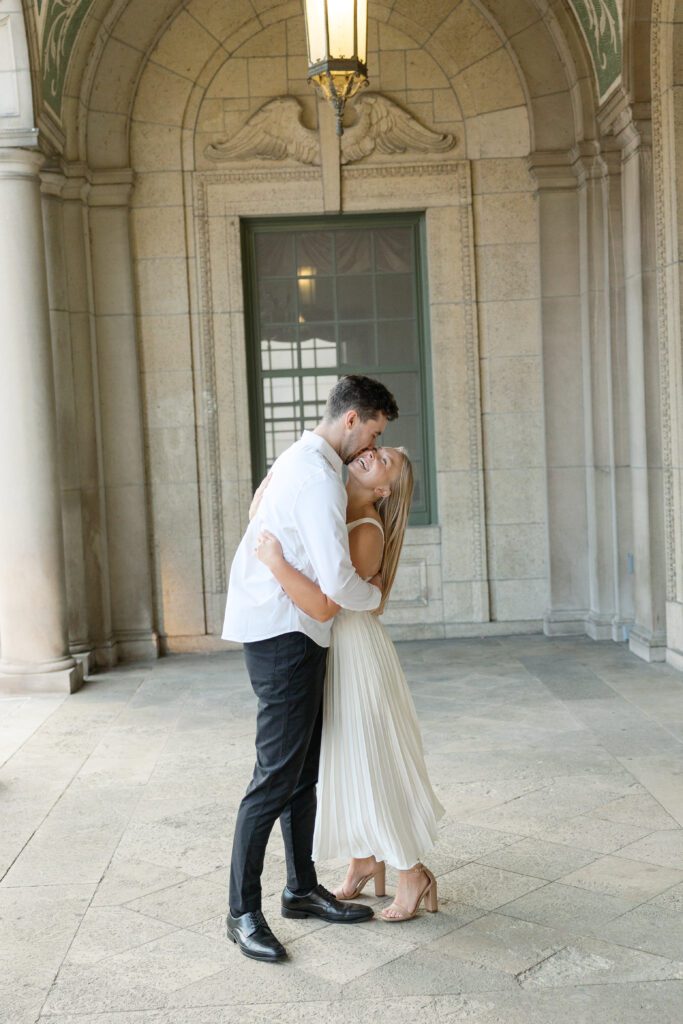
[303,0,369,136]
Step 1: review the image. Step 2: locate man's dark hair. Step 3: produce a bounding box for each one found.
[324,375,399,423]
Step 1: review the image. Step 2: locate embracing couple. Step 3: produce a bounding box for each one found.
[222,375,443,962]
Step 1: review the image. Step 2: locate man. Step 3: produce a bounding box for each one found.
[222,375,399,962]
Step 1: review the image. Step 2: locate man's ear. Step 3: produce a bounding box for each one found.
[344,409,357,430]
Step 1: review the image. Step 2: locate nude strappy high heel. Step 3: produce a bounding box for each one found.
[380,863,438,921]
[334,861,386,900]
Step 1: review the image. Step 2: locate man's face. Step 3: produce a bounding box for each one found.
[340,413,388,464]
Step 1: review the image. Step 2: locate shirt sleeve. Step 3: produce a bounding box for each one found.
[291,476,381,612]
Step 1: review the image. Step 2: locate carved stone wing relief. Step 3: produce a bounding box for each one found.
[341,94,456,164]
[204,94,456,166]
[204,96,320,165]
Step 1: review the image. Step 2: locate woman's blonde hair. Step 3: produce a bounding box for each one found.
[375,447,414,615]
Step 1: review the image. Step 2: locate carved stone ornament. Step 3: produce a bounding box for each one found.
[204,94,456,166]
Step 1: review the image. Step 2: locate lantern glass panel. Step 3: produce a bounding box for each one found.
[357,0,367,62]
[304,0,329,65]
[326,0,356,60]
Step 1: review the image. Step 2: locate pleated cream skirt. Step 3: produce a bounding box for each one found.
[312,609,444,870]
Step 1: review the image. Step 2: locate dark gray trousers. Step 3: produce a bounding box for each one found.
[229,630,328,915]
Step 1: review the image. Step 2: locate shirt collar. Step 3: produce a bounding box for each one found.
[301,430,343,476]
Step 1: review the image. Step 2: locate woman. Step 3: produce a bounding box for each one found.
[255,446,444,922]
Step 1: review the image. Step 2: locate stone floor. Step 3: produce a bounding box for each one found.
[2,635,683,1024]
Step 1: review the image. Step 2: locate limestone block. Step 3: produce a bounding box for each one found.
[474,107,531,158]
[247,57,288,97]
[433,88,462,124]
[143,370,196,430]
[480,0,539,38]
[379,20,416,50]
[482,413,545,470]
[530,92,576,150]
[426,206,464,303]
[406,50,449,90]
[148,427,199,486]
[435,2,502,77]
[151,11,218,81]
[137,314,193,374]
[133,64,194,127]
[473,192,537,246]
[389,0,454,36]
[378,51,406,92]
[546,466,590,608]
[438,470,478,581]
[238,21,287,58]
[456,50,525,116]
[187,0,256,44]
[96,317,147,487]
[112,0,179,50]
[86,111,129,169]
[49,312,79,489]
[484,468,546,526]
[486,356,542,414]
[135,258,189,316]
[69,312,99,483]
[206,58,249,100]
[488,523,548,580]
[286,15,307,55]
[490,578,547,621]
[132,207,186,261]
[133,171,184,209]
[541,296,585,466]
[510,20,568,98]
[106,486,155,632]
[538,199,580,297]
[475,243,539,302]
[472,158,534,195]
[442,580,476,622]
[151,482,205,635]
[478,299,541,359]
[89,38,142,115]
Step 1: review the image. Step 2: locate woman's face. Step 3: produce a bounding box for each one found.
[347,446,403,496]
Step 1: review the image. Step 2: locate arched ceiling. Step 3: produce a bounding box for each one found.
[24,0,622,158]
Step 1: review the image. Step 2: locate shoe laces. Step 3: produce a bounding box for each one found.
[246,909,269,931]
[315,884,338,902]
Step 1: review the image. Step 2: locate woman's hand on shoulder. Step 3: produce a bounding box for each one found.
[255,529,284,569]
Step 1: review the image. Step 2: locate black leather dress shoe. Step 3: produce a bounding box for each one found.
[281,884,374,923]
[226,909,287,962]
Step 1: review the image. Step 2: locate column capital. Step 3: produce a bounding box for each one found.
[0,147,45,181]
[87,168,135,207]
[528,150,578,191]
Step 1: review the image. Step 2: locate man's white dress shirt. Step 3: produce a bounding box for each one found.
[222,431,381,647]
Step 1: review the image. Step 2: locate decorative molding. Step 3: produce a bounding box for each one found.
[193,175,227,594]
[650,0,677,602]
[34,0,96,120]
[205,93,456,167]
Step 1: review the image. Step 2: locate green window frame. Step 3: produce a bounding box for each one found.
[242,212,436,525]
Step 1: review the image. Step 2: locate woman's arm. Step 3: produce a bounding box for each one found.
[255,530,344,622]
[249,471,272,520]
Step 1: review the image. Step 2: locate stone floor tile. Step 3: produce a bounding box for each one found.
[433,981,683,1023]
[125,876,227,928]
[343,943,518,998]
[438,863,547,910]
[500,881,634,935]
[477,837,599,880]
[63,905,179,966]
[598,903,683,959]
[648,881,683,914]
[615,829,683,869]
[540,813,656,853]
[91,856,193,907]
[518,936,683,988]
[559,854,683,903]
[435,912,567,975]
[617,755,683,827]
[589,792,679,830]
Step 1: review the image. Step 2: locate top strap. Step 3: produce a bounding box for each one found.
[347,517,384,535]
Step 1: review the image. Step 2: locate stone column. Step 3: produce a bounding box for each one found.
[616,113,667,661]
[0,149,81,692]
[87,171,158,661]
[529,151,590,635]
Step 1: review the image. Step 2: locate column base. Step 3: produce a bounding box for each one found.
[543,609,590,636]
[115,631,159,663]
[0,659,83,694]
[629,626,667,663]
